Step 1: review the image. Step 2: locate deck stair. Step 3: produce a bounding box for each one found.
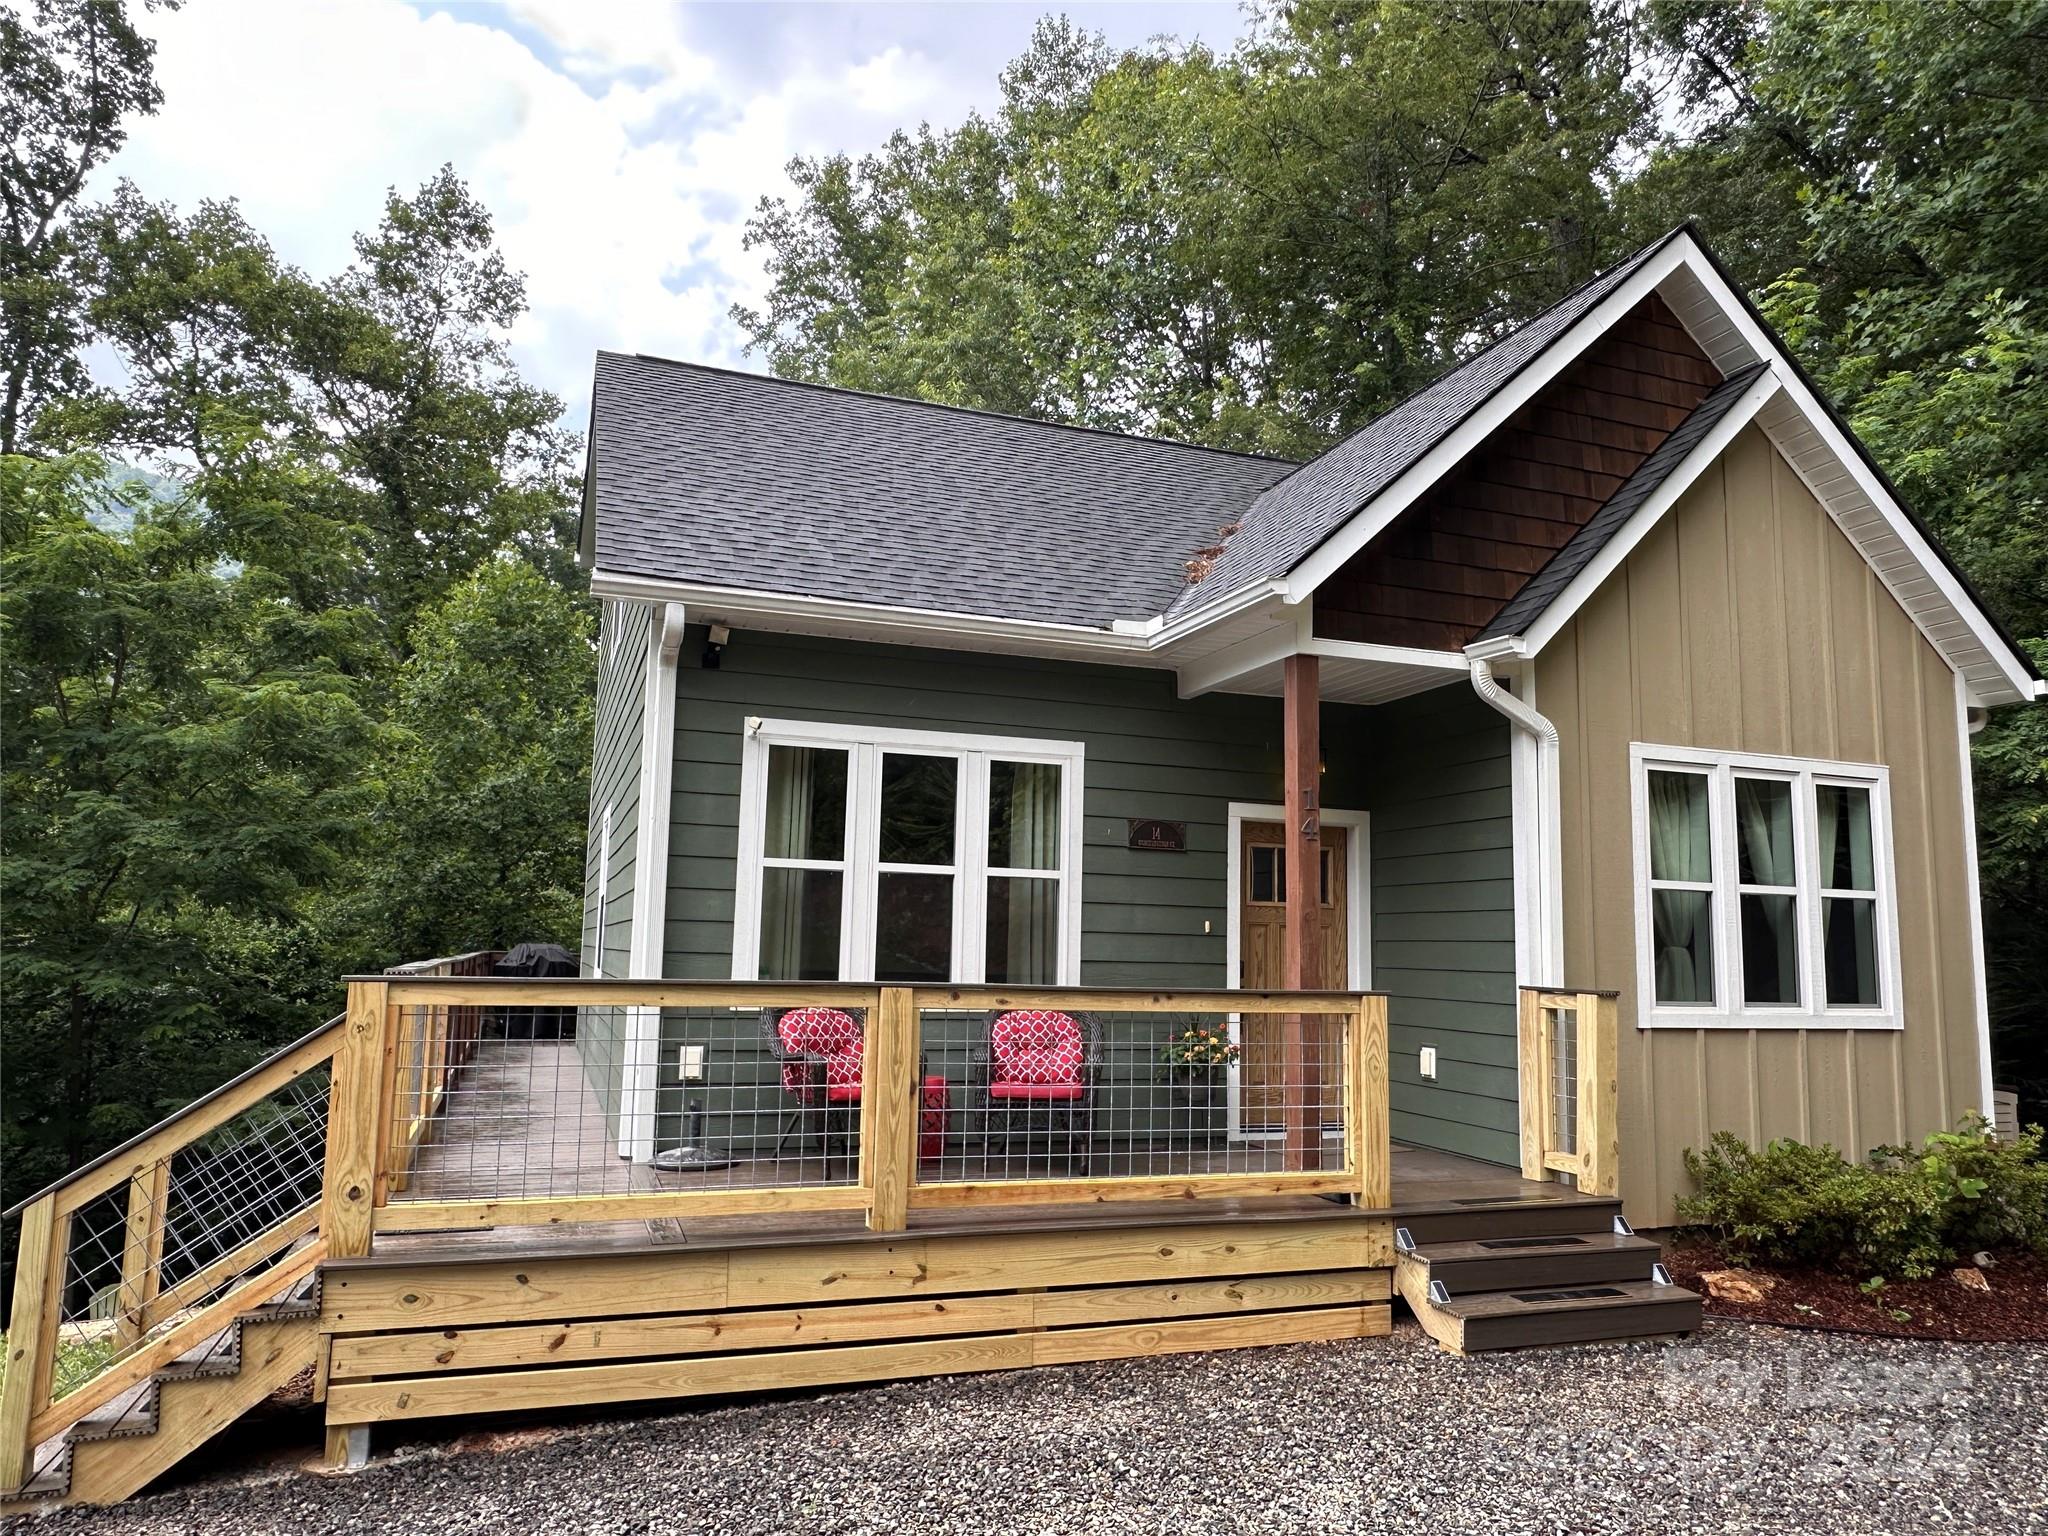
[1394,1204,1701,1354]
[6,1275,323,1509]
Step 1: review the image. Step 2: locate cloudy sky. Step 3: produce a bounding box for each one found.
[101,1,1250,427]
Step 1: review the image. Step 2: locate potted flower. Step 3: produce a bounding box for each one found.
[1159,1025,1240,1111]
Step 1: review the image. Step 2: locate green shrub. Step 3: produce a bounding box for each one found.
[1678,1117,2048,1279]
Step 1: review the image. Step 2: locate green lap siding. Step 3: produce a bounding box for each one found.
[641,627,1517,1164]
[579,600,653,1134]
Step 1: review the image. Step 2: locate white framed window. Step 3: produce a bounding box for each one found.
[733,719,1084,984]
[1630,744,1901,1029]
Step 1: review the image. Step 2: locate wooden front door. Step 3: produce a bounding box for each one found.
[1238,821,1349,1131]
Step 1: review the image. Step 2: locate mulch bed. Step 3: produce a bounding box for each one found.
[1663,1235,2048,1341]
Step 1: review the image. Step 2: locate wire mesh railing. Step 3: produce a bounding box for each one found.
[356,979,1389,1234]
[0,1019,341,1490]
[1516,986,1619,1197]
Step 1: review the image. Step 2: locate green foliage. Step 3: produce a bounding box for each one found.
[0,0,175,456]
[330,560,595,965]
[738,3,1659,456]
[0,2,590,1229]
[1679,1119,2048,1279]
[0,453,375,1197]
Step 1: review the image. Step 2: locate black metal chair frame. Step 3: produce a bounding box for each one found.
[973,1010,1101,1175]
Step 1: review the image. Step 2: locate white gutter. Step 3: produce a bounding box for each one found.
[1469,655,1564,987]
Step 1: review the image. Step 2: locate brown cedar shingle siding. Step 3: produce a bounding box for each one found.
[1312,295,1721,650]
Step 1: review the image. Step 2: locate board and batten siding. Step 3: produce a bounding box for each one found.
[1534,424,1989,1226]
[654,628,1517,1165]
[579,599,652,1131]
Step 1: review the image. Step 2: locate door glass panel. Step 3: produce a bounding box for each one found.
[988,761,1061,870]
[1647,771,1712,882]
[1823,896,1880,1007]
[1817,785,1875,891]
[986,876,1059,984]
[763,745,847,861]
[878,754,957,865]
[1651,889,1715,1004]
[876,871,953,980]
[758,868,843,980]
[1248,844,1282,904]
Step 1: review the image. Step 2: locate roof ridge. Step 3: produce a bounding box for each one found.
[600,350,1303,467]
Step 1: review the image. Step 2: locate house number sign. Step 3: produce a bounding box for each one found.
[1126,818,1187,852]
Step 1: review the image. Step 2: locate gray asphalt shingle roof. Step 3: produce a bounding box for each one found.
[1165,230,1682,622]
[585,354,1296,629]
[1476,362,1770,641]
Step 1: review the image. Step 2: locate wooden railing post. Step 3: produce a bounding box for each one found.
[114,1158,171,1345]
[1577,991,1620,1197]
[861,987,918,1233]
[323,979,394,1259]
[0,1195,63,1493]
[1347,994,1390,1209]
[1516,988,1547,1182]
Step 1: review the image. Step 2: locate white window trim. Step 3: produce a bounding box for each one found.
[588,802,612,980]
[732,718,1084,985]
[1630,743,1904,1030]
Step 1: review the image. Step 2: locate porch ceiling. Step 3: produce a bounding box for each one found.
[1209,651,1467,706]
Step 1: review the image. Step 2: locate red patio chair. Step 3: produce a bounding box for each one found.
[765,1006,865,1173]
[978,1009,1098,1173]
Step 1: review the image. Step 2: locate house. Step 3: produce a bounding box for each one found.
[5,225,2040,1509]
[574,224,2041,1227]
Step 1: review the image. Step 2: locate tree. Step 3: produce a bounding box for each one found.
[0,453,373,1207]
[736,4,1660,454]
[0,0,176,455]
[331,559,595,967]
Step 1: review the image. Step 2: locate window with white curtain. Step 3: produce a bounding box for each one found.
[736,721,1083,984]
[1631,745,1900,1029]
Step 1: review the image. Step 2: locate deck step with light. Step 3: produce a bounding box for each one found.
[1401,1231,1662,1295]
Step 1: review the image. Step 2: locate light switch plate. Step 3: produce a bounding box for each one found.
[679,1044,707,1082]
[1418,1046,1438,1080]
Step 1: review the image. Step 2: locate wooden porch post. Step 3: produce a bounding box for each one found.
[1281,653,1322,1170]
[322,979,393,1260]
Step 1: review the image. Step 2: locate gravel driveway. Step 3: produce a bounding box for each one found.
[10,1320,2043,1536]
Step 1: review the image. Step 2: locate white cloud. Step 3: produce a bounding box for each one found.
[99,1,1245,429]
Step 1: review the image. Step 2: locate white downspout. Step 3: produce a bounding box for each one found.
[1469,656,1564,988]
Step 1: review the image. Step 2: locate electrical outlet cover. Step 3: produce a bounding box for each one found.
[1419,1045,1438,1080]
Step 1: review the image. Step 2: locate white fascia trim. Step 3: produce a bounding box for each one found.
[1178,624,1471,700]
[1955,671,1998,1114]
[1511,370,1783,657]
[1277,239,1700,608]
[620,600,687,1161]
[1653,250,2040,707]
[590,568,1159,660]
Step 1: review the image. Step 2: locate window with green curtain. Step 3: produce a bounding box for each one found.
[1817,783,1879,1007]
[1647,769,1715,1005]
[986,760,1061,984]
[1734,776,1800,1006]
[759,744,848,980]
